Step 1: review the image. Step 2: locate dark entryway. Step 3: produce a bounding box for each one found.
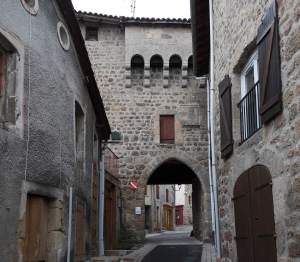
[233,165,277,262]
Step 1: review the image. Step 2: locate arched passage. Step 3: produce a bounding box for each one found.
[144,158,210,242]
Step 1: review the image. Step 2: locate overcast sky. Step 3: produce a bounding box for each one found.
[72,0,191,19]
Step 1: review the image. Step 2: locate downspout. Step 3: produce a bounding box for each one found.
[99,141,107,256]
[208,0,222,259]
[67,187,73,262]
[206,78,216,243]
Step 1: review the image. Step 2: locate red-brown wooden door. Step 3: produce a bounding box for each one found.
[104,185,116,250]
[233,165,276,262]
[75,205,86,262]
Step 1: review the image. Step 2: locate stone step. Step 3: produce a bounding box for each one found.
[91,257,135,262]
[104,250,133,256]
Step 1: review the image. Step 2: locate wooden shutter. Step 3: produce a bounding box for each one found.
[24,196,48,262]
[75,205,86,262]
[257,1,282,124]
[156,185,160,199]
[160,115,175,144]
[233,171,254,262]
[166,189,169,202]
[249,166,276,262]
[218,75,233,158]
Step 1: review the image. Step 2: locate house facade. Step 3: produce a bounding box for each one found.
[191,0,300,261]
[0,0,110,261]
[175,184,193,226]
[76,12,211,242]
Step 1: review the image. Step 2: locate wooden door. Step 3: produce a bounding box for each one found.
[91,169,98,254]
[163,205,173,230]
[104,185,117,250]
[75,204,86,262]
[24,196,48,262]
[233,165,276,262]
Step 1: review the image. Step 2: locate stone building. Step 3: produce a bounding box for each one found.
[191,0,300,261]
[76,12,211,242]
[175,184,193,226]
[145,184,175,232]
[0,0,111,261]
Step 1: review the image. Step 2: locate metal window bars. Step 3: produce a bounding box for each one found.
[238,81,262,143]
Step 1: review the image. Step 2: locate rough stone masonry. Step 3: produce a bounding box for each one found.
[77,13,211,241]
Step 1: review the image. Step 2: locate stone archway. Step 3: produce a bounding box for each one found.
[121,153,211,243]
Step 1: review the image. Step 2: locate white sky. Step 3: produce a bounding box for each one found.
[72,0,191,19]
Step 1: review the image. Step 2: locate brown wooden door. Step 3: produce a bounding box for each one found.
[233,165,276,262]
[91,169,98,254]
[24,196,48,262]
[104,185,117,250]
[75,205,86,262]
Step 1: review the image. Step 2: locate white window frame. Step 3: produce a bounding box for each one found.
[241,50,259,97]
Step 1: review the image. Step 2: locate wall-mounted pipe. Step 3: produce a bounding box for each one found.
[208,0,221,259]
[67,187,73,262]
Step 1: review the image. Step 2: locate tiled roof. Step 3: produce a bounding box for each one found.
[75,10,191,23]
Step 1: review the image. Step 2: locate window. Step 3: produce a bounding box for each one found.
[160,115,175,144]
[75,101,85,168]
[238,50,261,142]
[166,189,169,202]
[156,185,160,199]
[86,27,98,41]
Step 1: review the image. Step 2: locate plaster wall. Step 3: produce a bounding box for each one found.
[0,1,101,261]
[212,0,300,260]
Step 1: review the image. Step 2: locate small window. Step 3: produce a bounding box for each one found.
[57,21,70,51]
[156,185,160,199]
[75,101,85,167]
[166,189,169,202]
[160,115,175,144]
[188,195,191,205]
[21,0,39,15]
[188,55,193,76]
[86,27,98,41]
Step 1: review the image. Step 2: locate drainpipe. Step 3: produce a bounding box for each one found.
[206,78,216,244]
[99,141,107,256]
[67,187,73,262]
[209,0,222,259]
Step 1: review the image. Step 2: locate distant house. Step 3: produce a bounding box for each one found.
[0,0,110,261]
[191,0,300,261]
[175,184,193,226]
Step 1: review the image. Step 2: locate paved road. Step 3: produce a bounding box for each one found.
[140,227,202,262]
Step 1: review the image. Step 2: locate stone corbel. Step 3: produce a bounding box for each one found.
[163,64,169,88]
[125,62,131,88]
[182,62,188,88]
[144,63,150,88]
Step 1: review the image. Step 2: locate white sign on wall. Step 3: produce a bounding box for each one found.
[135,207,141,215]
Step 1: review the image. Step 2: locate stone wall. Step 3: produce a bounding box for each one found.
[212,0,300,261]
[81,19,211,241]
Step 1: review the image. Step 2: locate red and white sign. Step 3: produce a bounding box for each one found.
[130,181,138,190]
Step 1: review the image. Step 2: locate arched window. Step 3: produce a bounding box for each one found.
[150,55,163,87]
[169,55,182,88]
[131,55,144,88]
